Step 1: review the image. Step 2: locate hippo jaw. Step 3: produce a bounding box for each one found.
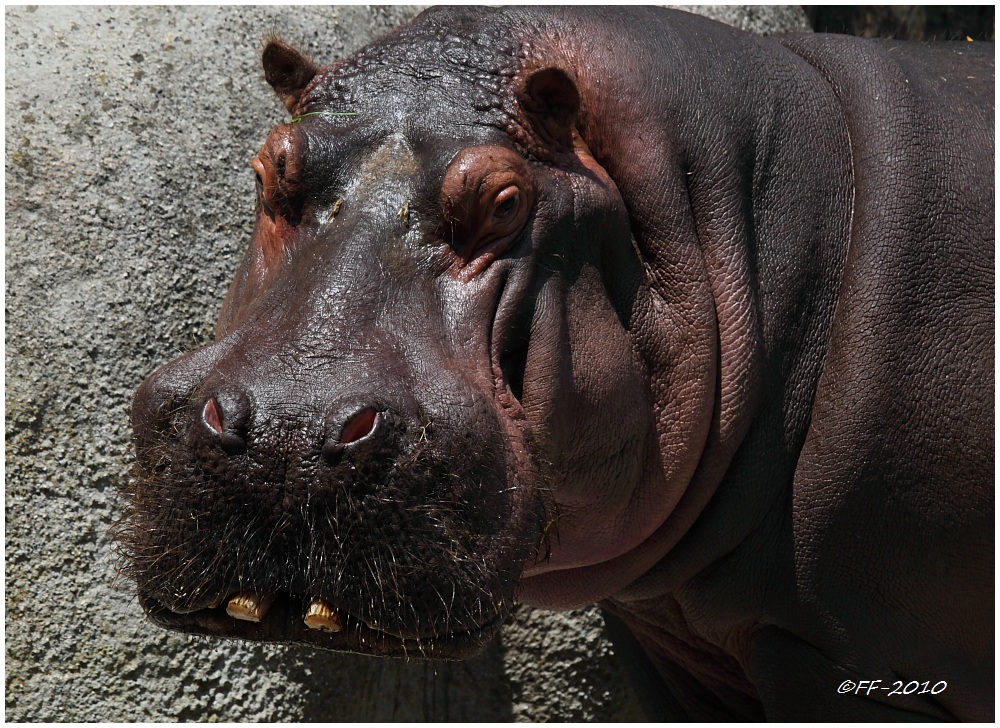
[136,582,507,659]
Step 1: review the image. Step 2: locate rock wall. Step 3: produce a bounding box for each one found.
[5,6,807,721]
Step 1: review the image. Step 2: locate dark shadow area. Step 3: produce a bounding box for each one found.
[806,5,995,41]
[600,609,678,721]
[276,641,514,721]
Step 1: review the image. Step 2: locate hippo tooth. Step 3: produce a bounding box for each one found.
[225,591,275,623]
[304,598,343,632]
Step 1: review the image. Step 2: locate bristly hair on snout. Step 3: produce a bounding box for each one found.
[113,399,551,644]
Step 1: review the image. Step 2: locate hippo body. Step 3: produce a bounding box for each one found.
[120,7,994,721]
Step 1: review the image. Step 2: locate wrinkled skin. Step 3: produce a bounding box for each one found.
[119,7,994,720]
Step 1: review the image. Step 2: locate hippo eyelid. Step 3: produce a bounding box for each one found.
[251,157,275,218]
[492,187,521,221]
[440,145,535,276]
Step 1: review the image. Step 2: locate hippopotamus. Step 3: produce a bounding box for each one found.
[118,6,994,721]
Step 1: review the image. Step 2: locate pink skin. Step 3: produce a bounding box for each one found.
[473,123,723,609]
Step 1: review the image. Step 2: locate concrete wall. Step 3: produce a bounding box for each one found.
[5,6,808,721]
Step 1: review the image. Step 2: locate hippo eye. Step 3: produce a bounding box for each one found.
[491,186,521,224]
[250,125,305,224]
[252,163,274,217]
[251,155,279,219]
[441,145,535,277]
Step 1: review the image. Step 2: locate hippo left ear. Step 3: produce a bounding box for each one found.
[518,67,581,150]
[262,38,319,113]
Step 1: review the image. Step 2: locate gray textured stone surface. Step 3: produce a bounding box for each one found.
[669,4,811,34]
[5,5,808,721]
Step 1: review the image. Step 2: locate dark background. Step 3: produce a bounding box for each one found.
[808,5,995,41]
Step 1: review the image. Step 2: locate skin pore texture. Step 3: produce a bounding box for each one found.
[120,7,993,720]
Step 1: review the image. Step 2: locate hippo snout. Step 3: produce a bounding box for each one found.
[130,347,220,463]
[122,331,542,656]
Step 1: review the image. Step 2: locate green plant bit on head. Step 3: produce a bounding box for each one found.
[290,111,358,123]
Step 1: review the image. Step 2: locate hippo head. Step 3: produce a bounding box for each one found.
[119,14,670,659]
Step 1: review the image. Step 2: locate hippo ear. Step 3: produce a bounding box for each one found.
[262,38,319,113]
[518,67,581,149]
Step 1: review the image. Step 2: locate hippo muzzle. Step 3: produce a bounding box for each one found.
[128,342,526,656]
[125,254,545,654]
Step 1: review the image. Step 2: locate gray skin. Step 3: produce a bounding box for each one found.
[121,7,994,721]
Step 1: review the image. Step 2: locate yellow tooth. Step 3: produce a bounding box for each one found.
[226,591,275,622]
[304,598,343,632]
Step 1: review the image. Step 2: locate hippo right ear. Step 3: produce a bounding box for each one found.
[262,39,319,113]
[517,67,581,150]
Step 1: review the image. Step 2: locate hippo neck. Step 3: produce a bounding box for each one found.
[520,8,854,612]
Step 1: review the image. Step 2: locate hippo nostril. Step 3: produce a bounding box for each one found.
[200,393,249,455]
[339,407,379,445]
[202,397,224,434]
[322,405,381,464]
